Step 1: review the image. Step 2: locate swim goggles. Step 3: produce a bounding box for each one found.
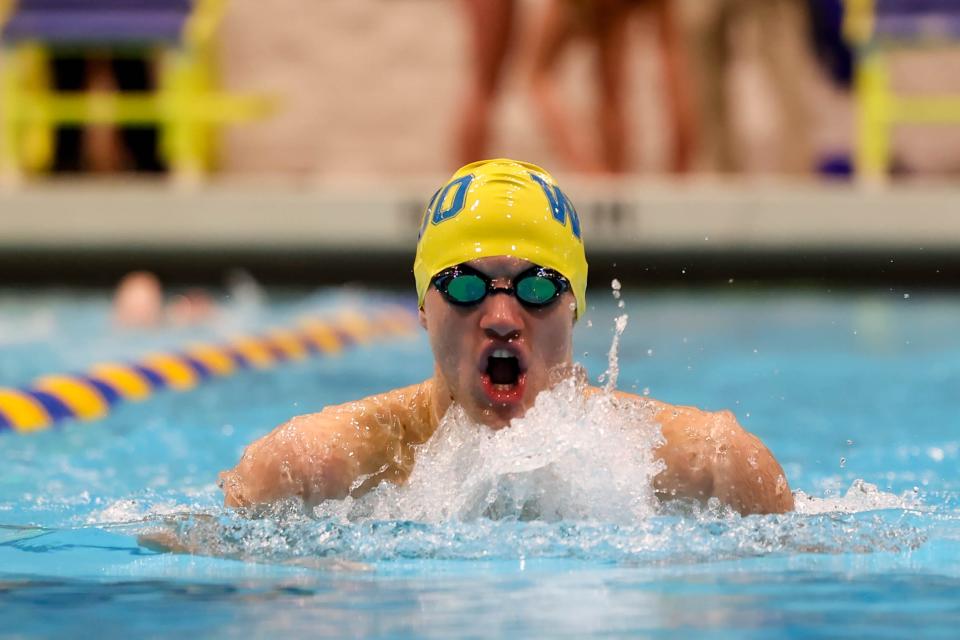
[431,264,571,309]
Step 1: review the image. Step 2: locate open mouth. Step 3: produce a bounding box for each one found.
[480,347,527,405]
[487,349,521,386]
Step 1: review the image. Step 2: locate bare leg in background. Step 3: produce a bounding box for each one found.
[455,0,516,166]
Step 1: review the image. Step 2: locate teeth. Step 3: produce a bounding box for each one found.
[492,349,513,359]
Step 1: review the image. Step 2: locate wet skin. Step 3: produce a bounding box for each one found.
[220,257,794,515]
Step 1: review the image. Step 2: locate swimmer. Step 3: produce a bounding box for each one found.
[219,159,793,515]
[112,271,218,328]
[112,271,165,327]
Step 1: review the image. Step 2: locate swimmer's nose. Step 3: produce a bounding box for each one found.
[478,290,523,340]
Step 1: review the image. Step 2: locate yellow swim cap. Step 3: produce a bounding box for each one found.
[414,158,587,318]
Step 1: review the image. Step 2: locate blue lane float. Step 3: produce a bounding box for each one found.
[0,305,418,434]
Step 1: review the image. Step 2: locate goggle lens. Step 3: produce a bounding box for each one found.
[515,275,560,304]
[445,273,487,304]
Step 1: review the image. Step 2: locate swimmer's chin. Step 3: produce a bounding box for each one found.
[458,395,525,430]
[480,407,521,430]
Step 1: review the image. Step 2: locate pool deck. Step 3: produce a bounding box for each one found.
[2,179,959,286]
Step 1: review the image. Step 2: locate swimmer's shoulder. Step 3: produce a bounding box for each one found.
[619,393,769,465]
[591,386,742,440]
[360,378,439,444]
[644,398,740,440]
[280,378,439,444]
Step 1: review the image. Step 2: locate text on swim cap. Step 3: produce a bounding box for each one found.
[527,173,582,240]
[418,174,474,239]
[419,172,582,241]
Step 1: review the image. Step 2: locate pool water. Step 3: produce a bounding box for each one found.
[1,286,958,638]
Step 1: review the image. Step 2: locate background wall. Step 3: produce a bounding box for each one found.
[217,0,960,180]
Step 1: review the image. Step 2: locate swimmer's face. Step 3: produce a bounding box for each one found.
[420,256,576,429]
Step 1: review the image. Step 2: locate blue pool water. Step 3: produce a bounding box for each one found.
[1,286,958,638]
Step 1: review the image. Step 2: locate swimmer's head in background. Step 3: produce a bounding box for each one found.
[414,158,588,318]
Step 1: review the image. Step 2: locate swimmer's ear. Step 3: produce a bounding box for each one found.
[418,307,428,330]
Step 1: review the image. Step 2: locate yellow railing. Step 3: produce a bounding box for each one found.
[844,0,960,182]
[0,0,274,179]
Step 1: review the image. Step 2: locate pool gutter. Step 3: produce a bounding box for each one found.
[2,179,959,287]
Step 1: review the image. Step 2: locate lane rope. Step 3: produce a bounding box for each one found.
[0,304,418,435]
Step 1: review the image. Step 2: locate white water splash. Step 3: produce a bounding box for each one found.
[603,314,629,393]
[597,280,629,388]
[316,368,665,524]
[793,479,922,515]
[85,498,197,528]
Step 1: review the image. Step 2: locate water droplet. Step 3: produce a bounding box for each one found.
[646,348,654,356]
[586,320,593,327]
[903,293,910,299]
[839,457,846,468]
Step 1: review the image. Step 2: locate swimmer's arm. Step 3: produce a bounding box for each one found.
[650,401,794,515]
[218,381,434,509]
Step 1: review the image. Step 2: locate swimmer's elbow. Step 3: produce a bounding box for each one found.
[728,474,794,515]
[724,432,794,515]
[218,469,249,508]
[219,418,367,510]
[217,424,307,508]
